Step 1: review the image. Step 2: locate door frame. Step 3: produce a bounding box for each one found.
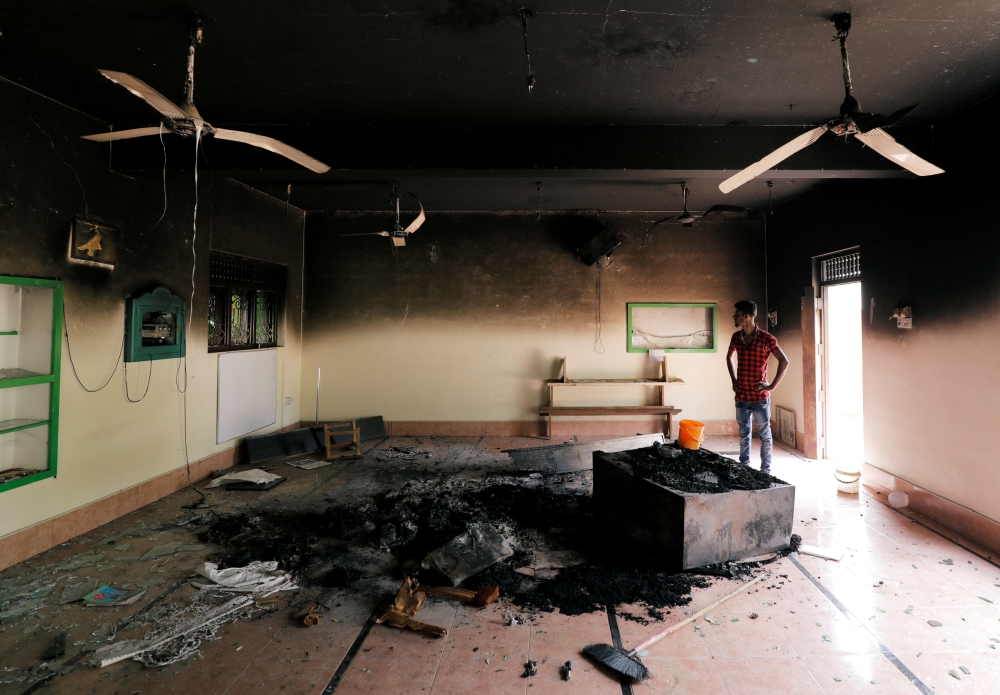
[803,246,860,459]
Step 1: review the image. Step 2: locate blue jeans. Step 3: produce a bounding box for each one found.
[736,398,772,473]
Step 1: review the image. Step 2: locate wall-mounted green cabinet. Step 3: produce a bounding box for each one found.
[125,287,185,363]
[0,276,62,492]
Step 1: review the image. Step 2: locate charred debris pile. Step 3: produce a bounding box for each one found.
[625,441,787,493]
[201,443,784,622]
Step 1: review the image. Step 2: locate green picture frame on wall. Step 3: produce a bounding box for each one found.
[0,275,63,493]
[626,302,718,353]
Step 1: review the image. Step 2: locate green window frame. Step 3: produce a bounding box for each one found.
[0,275,63,493]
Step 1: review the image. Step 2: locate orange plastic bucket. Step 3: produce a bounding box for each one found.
[678,419,705,450]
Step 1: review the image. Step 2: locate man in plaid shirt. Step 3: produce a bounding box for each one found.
[726,300,789,474]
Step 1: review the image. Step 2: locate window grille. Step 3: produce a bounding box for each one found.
[208,253,285,352]
[821,252,860,284]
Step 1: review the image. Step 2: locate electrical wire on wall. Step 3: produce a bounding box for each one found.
[64,299,152,403]
[62,303,126,393]
[535,181,542,221]
[593,258,606,354]
[124,356,153,403]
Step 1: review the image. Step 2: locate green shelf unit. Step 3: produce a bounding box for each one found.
[0,275,62,493]
[0,419,47,435]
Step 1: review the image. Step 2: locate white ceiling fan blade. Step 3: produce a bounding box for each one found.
[855,128,944,176]
[98,70,189,120]
[719,126,829,194]
[401,199,426,235]
[341,232,390,237]
[213,129,330,173]
[81,126,164,142]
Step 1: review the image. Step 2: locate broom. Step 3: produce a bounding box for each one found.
[584,574,764,681]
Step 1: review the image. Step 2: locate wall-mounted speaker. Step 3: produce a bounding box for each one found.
[576,227,620,266]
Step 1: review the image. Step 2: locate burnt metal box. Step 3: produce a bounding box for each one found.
[593,451,795,571]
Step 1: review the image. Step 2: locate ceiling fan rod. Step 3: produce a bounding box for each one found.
[185,15,205,110]
[832,12,859,114]
[391,182,402,231]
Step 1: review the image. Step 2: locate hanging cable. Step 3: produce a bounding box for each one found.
[154,123,167,228]
[763,210,771,327]
[174,354,188,394]
[767,180,774,215]
[535,181,542,221]
[62,303,125,393]
[174,355,192,483]
[517,8,536,93]
[124,356,153,403]
[189,124,202,340]
[593,258,606,354]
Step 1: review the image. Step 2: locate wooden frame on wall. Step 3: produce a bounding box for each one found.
[70,218,117,268]
[626,302,718,353]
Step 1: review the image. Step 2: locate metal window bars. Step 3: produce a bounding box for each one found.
[821,252,860,284]
[208,253,284,351]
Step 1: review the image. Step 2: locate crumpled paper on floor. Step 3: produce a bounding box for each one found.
[206,469,282,489]
[192,561,298,596]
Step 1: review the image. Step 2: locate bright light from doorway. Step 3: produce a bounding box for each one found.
[825,282,864,462]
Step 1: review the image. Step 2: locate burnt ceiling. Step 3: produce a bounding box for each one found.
[1,0,997,210]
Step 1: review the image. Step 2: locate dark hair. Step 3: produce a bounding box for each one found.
[734,300,757,317]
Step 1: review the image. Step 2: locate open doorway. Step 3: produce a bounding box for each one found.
[822,281,864,462]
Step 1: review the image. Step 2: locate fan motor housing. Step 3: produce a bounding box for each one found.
[840,95,862,116]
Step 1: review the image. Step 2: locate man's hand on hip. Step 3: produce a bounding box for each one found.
[755,381,773,392]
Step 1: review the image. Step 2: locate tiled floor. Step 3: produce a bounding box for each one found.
[2,435,999,694]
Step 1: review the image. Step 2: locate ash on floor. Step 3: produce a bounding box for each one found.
[202,462,713,623]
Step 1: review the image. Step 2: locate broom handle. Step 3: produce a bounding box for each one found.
[629,574,764,655]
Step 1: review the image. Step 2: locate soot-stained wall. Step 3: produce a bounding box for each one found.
[302,211,766,428]
[0,77,304,540]
[767,94,1000,522]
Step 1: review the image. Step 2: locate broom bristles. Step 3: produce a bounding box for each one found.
[582,643,650,681]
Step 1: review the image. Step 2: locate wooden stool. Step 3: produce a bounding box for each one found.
[323,421,362,460]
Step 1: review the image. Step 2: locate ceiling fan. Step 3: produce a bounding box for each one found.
[81,17,330,173]
[719,12,943,194]
[641,183,747,245]
[342,185,426,247]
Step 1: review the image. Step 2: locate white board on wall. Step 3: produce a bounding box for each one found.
[217,349,277,444]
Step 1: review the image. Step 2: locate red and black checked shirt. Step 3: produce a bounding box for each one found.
[728,327,779,403]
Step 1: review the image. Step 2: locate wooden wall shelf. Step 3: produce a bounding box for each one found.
[540,357,683,438]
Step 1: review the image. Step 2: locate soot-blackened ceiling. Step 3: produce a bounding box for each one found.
[2,1,998,211]
[2,0,998,128]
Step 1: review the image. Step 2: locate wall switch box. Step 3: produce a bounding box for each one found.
[892,306,912,329]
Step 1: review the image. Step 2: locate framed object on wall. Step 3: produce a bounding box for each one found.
[70,218,118,268]
[627,303,717,353]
